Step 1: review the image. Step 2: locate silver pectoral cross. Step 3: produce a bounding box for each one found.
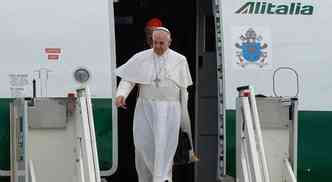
[154,77,161,87]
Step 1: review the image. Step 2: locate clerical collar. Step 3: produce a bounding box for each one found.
[153,49,169,58]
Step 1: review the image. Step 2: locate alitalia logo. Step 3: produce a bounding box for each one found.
[236,2,314,15]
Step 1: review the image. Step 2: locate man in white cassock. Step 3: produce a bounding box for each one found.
[115,27,193,182]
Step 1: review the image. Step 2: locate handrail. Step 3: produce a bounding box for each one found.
[241,98,264,182]
[237,86,271,182]
[284,158,297,182]
[29,160,37,182]
[76,87,101,182]
[248,87,271,182]
[10,99,29,182]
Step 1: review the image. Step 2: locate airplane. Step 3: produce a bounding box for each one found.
[0,0,330,181]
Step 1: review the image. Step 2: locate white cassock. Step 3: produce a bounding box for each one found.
[115,49,193,182]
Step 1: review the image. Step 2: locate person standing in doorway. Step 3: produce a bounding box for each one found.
[144,18,163,48]
[145,18,198,166]
[115,27,192,182]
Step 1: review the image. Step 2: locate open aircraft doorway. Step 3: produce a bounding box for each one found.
[111,0,220,182]
[110,0,219,182]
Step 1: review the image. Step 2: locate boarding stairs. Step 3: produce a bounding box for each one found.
[9,87,101,182]
[235,86,297,182]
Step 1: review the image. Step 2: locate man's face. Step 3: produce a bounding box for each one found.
[152,31,170,56]
[145,27,154,48]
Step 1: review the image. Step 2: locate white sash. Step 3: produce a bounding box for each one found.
[139,85,180,101]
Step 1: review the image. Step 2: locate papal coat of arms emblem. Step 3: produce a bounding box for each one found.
[235,28,268,67]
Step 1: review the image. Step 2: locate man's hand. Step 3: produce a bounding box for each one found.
[116,96,127,109]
